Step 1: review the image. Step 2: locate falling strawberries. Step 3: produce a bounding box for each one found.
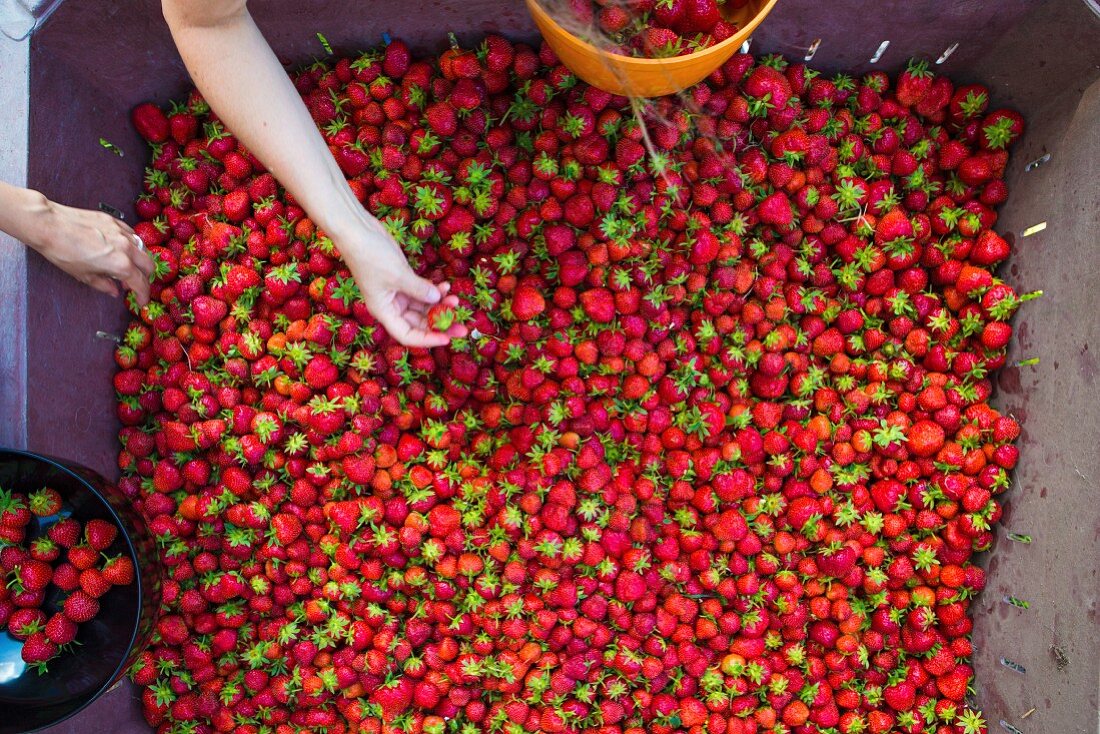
[116,36,1029,734]
[559,0,742,58]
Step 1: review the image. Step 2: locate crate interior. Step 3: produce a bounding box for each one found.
[4,0,1097,731]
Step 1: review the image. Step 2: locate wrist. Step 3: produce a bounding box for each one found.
[23,192,56,252]
[0,184,53,249]
[317,189,387,255]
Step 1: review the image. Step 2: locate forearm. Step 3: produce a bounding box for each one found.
[162,1,365,241]
[0,181,50,248]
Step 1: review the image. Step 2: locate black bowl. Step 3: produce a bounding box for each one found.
[0,449,161,734]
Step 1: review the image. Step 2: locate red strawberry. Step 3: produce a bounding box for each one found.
[957,155,993,186]
[511,286,546,321]
[683,0,722,34]
[0,490,31,528]
[52,562,81,592]
[21,632,58,665]
[17,559,53,591]
[80,568,112,598]
[936,667,971,701]
[192,295,228,328]
[68,545,99,571]
[63,591,100,623]
[744,65,793,109]
[907,420,945,457]
[85,518,119,551]
[639,27,684,58]
[371,676,413,722]
[579,288,616,323]
[132,102,170,143]
[102,556,136,586]
[427,304,458,332]
[8,608,46,639]
[874,209,913,246]
[757,192,795,229]
[979,109,1025,150]
[895,59,934,107]
[29,537,60,563]
[949,83,989,125]
[44,613,78,645]
[970,229,1010,266]
[27,487,62,517]
[882,680,916,711]
[653,0,688,31]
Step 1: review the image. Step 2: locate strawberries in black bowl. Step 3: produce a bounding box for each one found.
[0,449,160,734]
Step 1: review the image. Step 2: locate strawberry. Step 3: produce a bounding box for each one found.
[683,0,722,34]
[949,83,989,125]
[639,27,684,58]
[896,59,934,107]
[936,667,970,701]
[27,487,62,517]
[68,544,99,571]
[85,518,119,551]
[970,229,1010,266]
[51,562,80,592]
[907,420,945,457]
[979,109,1025,150]
[757,191,795,229]
[8,608,45,639]
[653,0,688,31]
[883,680,916,711]
[80,568,112,598]
[29,537,60,563]
[427,304,458,332]
[102,556,136,586]
[511,286,546,320]
[21,632,58,665]
[192,295,228,328]
[17,559,53,591]
[44,613,78,645]
[132,102,170,143]
[63,591,100,624]
[0,489,31,528]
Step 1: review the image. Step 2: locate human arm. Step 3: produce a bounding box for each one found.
[161,0,462,347]
[0,181,154,303]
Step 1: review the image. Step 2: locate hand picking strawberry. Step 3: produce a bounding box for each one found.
[0,181,156,304]
[161,0,466,348]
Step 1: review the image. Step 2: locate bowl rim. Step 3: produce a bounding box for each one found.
[526,0,780,66]
[0,447,146,734]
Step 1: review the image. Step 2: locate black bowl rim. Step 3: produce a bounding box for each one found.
[0,447,146,734]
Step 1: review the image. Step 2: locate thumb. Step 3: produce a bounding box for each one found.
[398,271,442,305]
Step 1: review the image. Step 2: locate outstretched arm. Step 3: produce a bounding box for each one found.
[162,0,462,347]
[0,181,154,303]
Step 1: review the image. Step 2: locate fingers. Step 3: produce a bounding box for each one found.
[397,270,443,305]
[397,326,453,349]
[121,266,152,305]
[127,233,156,280]
[86,275,121,298]
[375,309,450,349]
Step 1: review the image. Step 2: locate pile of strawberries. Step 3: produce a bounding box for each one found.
[118,36,1028,734]
[559,0,748,58]
[0,488,135,669]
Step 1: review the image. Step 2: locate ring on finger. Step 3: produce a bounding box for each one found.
[131,233,145,252]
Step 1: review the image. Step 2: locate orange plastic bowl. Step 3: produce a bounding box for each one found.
[527,0,780,97]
